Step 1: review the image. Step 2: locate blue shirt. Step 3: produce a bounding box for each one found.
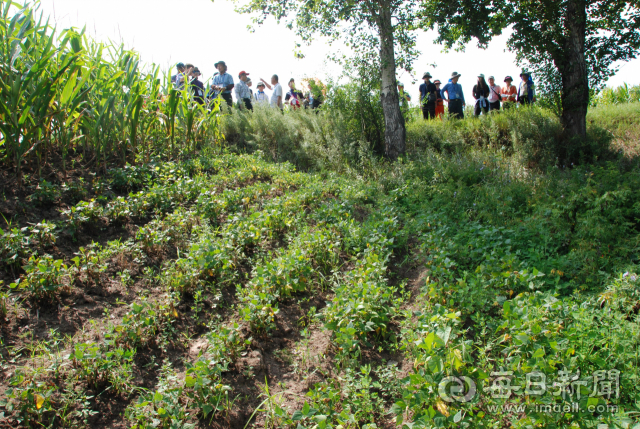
[442,82,465,103]
[419,82,437,103]
[213,72,234,95]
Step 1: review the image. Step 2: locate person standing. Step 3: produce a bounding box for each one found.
[254,81,269,105]
[419,72,437,119]
[285,78,304,109]
[260,75,283,110]
[442,72,466,119]
[473,74,490,116]
[500,76,517,109]
[247,79,254,98]
[518,70,536,105]
[175,63,194,90]
[235,71,253,110]
[171,62,185,87]
[212,61,234,107]
[191,67,205,105]
[487,76,501,112]
[398,82,411,103]
[434,80,445,119]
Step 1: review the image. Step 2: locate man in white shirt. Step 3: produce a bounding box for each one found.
[260,75,283,110]
[254,82,269,105]
[487,76,502,112]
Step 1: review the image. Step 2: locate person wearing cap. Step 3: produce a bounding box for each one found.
[175,63,194,91]
[487,76,501,112]
[419,72,437,120]
[518,70,536,105]
[235,71,253,111]
[212,61,234,107]
[260,75,283,110]
[433,80,445,119]
[190,67,205,105]
[442,72,466,119]
[254,81,269,105]
[171,62,185,87]
[473,74,490,116]
[500,76,517,108]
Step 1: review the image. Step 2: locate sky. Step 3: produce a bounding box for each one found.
[38,0,640,104]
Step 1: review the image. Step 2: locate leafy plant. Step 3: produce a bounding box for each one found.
[69,342,135,396]
[11,254,69,300]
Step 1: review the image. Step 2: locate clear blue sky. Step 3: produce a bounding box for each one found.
[40,0,640,104]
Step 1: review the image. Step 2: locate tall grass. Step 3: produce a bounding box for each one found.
[592,83,640,107]
[0,0,222,180]
[223,103,621,172]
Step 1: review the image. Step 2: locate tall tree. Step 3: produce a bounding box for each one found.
[423,0,640,140]
[234,0,421,160]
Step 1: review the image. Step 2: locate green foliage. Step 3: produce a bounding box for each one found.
[183,358,232,418]
[106,298,179,349]
[11,254,69,299]
[406,105,615,168]
[0,227,30,268]
[592,83,640,107]
[70,342,135,395]
[395,274,640,428]
[2,369,57,428]
[126,364,193,429]
[30,180,61,206]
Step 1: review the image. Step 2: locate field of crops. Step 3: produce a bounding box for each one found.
[0,151,411,428]
[2,145,640,428]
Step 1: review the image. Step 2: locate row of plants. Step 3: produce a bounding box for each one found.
[59,158,283,233]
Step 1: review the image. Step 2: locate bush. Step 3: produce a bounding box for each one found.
[406,105,615,169]
[222,104,369,172]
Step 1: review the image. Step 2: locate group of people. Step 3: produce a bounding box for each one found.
[410,70,537,120]
[170,61,324,111]
[170,61,536,121]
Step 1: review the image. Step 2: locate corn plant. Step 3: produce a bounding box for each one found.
[0,0,223,179]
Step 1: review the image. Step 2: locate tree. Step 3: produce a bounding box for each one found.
[423,0,640,140]
[234,0,421,160]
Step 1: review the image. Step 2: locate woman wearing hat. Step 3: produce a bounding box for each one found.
[473,74,490,116]
[500,76,517,108]
[517,70,536,105]
[419,72,437,119]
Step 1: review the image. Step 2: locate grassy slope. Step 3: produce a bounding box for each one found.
[1,104,640,429]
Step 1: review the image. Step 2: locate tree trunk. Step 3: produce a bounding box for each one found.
[378,5,406,160]
[557,0,589,140]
